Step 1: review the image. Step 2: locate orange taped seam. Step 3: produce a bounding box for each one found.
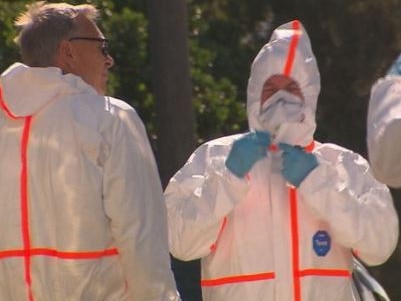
[201,272,275,287]
[0,248,119,260]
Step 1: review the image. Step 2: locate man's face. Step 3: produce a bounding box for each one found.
[259,74,305,135]
[66,16,114,95]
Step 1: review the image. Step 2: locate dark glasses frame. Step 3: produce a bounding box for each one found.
[68,37,109,57]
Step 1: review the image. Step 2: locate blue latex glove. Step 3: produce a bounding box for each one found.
[225,130,270,178]
[387,53,401,76]
[279,143,318,187]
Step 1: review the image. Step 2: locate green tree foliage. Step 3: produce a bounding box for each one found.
[188,0,273,142]
[105,8,154,129]
[0,1,24,70]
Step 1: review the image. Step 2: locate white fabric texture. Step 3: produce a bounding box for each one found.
[165,21,398,301]
[0,63,179,301]
[368,75,401,188]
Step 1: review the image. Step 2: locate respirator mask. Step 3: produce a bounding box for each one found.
[259,90,315,146]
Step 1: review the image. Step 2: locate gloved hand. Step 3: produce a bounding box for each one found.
[279,143,318,187]
[225,130,270,178]
[386,53,401,76]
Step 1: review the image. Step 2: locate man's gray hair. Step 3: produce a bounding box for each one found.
[14,1,99,67]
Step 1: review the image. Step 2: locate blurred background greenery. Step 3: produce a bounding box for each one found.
[1,0,401,300]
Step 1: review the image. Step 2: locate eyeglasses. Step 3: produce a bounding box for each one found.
[68,37,110,57]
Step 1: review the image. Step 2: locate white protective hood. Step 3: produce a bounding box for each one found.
[0,62,97,117]
[247,20,320,146]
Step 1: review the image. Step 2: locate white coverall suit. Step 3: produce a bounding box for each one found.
[165,21,399,301]
[0,63,179,301]
[368,74,401,188]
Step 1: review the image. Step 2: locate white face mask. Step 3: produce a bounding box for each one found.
[259,90,315,146]
[260,90,305,132]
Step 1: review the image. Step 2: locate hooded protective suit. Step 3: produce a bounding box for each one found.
[0,63,179,301]
[165,21,398,301]
[368,73,401,188]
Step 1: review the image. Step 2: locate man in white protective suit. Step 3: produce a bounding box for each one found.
[164,20,399,301]
[368,53,401,188]
[0,2,179,301]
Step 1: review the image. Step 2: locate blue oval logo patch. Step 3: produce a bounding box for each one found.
[313,230,331,257]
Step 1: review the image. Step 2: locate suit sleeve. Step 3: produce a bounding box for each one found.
[102,105,179,301]
[298,146,399,266]
[164,142,249,261]
[367,76,401,188]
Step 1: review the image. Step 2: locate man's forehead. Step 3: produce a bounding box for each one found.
[74,15,102,36]
[265,74,297,86]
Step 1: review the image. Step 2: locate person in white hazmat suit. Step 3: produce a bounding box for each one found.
[0,2,180,301]
[368,53,401,188]
[164,20,398,301]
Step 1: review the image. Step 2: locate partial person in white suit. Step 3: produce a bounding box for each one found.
[165,20,398,301]
[368,53,401,188]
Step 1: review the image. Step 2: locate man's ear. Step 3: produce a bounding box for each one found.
[53,40,76,73]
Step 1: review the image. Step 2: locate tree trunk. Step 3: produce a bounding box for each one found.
[147,2,200,301]
[147,0,195,187]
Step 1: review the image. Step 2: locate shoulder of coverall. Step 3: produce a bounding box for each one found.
[202,133,247,148]
[200,133,251,158]
[370,75,401,99]
[312,141,371,169]
[179,133,248,176]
